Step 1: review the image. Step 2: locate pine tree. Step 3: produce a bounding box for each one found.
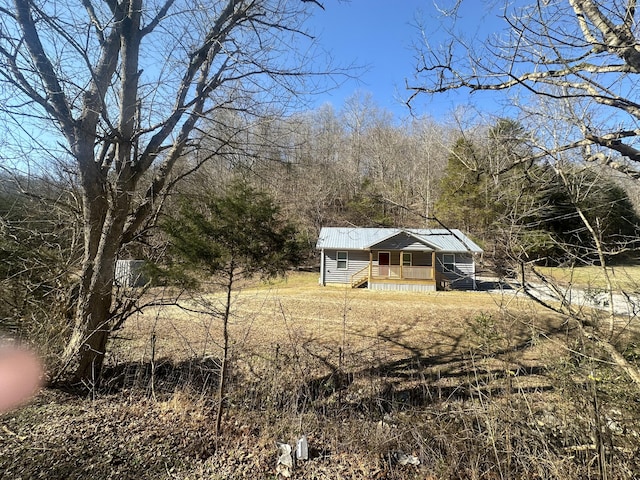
[161,179,302,434]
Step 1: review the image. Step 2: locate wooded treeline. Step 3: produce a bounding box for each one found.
[181,96,451,240]
[4,92,640,275]
[173,95,640,272]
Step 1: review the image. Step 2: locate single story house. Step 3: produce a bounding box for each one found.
[316,227,483,292]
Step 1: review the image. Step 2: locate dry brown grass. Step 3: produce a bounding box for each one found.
[114,272,562,369]
[534,265,640,291]
[101,273,639,479]
[4,272,640,479]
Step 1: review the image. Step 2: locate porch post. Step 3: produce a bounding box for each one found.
[431,251,436,282]
[472,253,477,290]
[368,250,373,282]
[320,249,325,286]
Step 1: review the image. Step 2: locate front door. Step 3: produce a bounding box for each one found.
[378,251,390,277]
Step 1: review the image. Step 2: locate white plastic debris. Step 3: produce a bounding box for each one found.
[296,435,308,461]
[392,451,420,466]
[276,442,293,477]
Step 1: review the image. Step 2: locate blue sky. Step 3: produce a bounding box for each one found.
[305,0,507,121]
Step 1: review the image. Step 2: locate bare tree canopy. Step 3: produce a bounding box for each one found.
[0,0,328,383]
[408,0,640,174]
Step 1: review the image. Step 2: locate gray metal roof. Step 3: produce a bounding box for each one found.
[316,227,483,253]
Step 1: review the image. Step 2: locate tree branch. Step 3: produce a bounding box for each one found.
[13,0,74,135]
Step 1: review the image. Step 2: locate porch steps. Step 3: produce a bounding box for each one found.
[351,267,369,288]
[352,277,368,288]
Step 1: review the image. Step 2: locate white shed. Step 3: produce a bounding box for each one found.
[115,260,148,288]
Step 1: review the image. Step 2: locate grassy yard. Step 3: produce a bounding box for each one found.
[533,264,640,291]
[2,272,640,479]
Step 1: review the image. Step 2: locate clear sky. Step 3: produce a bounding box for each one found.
[305,0,508,121]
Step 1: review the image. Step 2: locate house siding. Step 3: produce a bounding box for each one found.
[370,250,432,267]
[414,251,433,267]
[435,253,476,289]
[324,249,369,284]
[321,250,477,289]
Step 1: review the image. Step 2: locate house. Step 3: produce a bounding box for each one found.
[316,227,483,291]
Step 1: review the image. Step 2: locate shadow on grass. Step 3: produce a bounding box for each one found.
[282,314,569,415]
[57,312,567,417]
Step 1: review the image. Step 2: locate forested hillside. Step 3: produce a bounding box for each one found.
[173,95,640,270]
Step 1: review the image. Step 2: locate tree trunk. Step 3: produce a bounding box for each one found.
[215,267,234,436]
[63,229,120,384]
[61,0,141,384]
[62,165,133,384]
[68,254,117,384]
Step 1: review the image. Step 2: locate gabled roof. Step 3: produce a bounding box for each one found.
[365,229,437,250]
[316,227,483,253]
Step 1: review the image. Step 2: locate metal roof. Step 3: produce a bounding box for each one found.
[316,227,483,253]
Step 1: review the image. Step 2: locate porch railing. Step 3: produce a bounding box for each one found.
[350,265,436,287]
[351,266,370,287]
[371,265,434,280]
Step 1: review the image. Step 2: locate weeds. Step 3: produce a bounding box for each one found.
[5,276,640,478]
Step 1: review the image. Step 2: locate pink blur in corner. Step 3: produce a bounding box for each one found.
[0,346,43,413]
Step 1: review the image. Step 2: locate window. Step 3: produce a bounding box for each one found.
[336,251,348,269]
[402,252,412,266]
[442,254,455,272]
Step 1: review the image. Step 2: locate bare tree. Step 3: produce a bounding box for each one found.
[406,117,450,225]
[0,0,329,384]
[408,0,640,176]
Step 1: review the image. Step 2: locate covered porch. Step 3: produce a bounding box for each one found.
[350,250,443,290]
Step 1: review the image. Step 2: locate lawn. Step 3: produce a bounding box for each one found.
[533,264,640,292]
[114,272,558,369]
[2,272,639,479]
